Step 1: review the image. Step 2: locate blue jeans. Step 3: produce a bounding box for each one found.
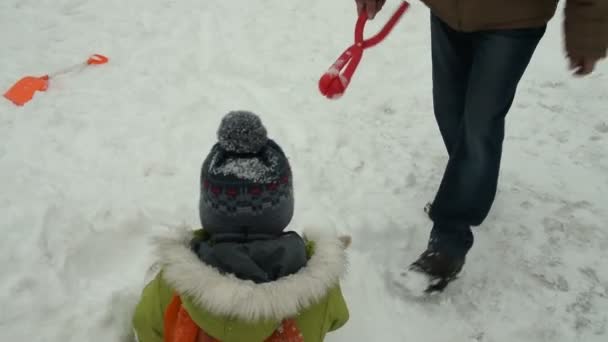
[428,15,545,257]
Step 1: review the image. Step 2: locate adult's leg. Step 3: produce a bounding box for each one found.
[430,26,547,257]
[431,15,474,156]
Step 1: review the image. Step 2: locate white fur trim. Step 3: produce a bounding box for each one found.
[154,227,348,322]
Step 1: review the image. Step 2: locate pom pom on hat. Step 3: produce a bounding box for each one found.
[217,111,268,154]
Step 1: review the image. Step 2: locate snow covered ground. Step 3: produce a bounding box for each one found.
[1,0,607,341]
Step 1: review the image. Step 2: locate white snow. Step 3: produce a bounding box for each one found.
[391,267,432,298]
[212,155,279,182]
[1,1,607,342]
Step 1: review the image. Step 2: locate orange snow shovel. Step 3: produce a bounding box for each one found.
[3,54,109,106]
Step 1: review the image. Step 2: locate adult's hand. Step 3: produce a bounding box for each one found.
[355,0,387,19]
[563,0,607,76]
[568,55,599,76]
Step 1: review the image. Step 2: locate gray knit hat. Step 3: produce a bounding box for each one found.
[199,111,294,238]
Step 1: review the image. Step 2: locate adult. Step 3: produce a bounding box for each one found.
[355,0,607,292]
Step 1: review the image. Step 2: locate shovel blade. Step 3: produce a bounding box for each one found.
[3,76,49,106]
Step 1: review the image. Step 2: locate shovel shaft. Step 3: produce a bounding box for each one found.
[47,62,88,79]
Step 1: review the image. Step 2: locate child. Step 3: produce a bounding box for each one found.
[132,111,350,342]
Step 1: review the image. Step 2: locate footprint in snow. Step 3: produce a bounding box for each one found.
[382,105,396,115]
[385,268,431,300]
[542,217,565,233]
[540,81,565,89]
[520,200,534,210]
[594,122,608,134]
[143,163,176,177]
[530,272,570,292]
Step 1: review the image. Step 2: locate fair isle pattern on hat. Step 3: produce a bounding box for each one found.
[202,173,292,216]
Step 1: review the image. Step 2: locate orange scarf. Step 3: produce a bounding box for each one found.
[164,295,304,342]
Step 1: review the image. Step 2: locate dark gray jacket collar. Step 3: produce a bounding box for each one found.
[191,231,308,284]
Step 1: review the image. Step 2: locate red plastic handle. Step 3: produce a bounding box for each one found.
[319,2,410,99]
[87,54,109,65]
[357,2,410,48]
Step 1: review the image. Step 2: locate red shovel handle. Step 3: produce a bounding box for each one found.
[87,54,109,65]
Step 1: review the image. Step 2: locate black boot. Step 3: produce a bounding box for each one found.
[409,249,466,293]
[409,223,473,293]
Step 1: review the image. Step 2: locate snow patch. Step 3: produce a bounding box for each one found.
[211,154,279,182]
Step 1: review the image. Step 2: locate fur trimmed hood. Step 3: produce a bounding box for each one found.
[153,227,348,322]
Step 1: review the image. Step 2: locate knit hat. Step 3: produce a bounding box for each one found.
[199,111,294,238]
